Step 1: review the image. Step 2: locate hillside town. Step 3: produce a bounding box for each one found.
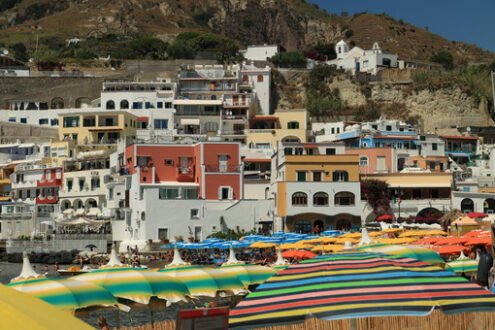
[0,41,493,255]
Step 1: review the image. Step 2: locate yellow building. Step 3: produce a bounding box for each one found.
[272,142,361,233]
[59,111,137,145]
[0,163,16,202]
[246,109,308,149]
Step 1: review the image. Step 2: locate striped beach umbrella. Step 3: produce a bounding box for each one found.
[229,252,495,328]
[446,258,478,274]
[158,265,247,298]
[220,264,277,288]
[356,244,444,266]
[7,277,118,311]
[73,268,190,305]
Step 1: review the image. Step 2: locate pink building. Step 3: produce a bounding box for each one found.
[345,148,395,174]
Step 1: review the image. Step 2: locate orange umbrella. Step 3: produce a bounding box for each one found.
[433,237,469,246]
[282,250,317,260]
[464,230,490,238]
[465,237,492,246]
[436,245,469,257]
[413,237,440,246]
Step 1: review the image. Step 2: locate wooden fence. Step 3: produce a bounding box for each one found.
[115,311,495,330]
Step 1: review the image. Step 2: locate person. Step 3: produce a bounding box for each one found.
[314,225,320,236]
[97,315,110,330]
[54,262,59,272]
[476,245,493,289]
[43,265,49,273]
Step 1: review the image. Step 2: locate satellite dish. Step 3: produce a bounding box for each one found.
[2,50,9,55]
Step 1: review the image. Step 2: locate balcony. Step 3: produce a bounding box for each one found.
[37,178,62,187]
[223,100,250,108]
[0,212,32,219]
[177,166,195,182]
[36,196,58,204]
[205,165,240,173]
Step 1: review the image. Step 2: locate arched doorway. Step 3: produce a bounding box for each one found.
[50,97,65,109]
[484,199,495,214]
[461,198,474,213]
[417,208,442,218]
[75,97,91,109]
[333,213,354,231]
[313,220,324,233]
[294,220,311,234]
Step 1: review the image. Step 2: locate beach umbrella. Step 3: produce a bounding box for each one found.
[446,255,478,275]
[382,228,404,233]
[368,232,383,237]
[7,277,119,311]
[220,264,277,288]
[356,244,444,266]
[414,237,441,246]
[250,242,277,249]
[434,237,469,246]
[282,250,316,260]
[376,214,394,221]
[464,230,490,238]
[73,268,190,305]
[158,265,247,297]
[334,237,359,244]
[467,212,488,219]
[229,252,495,328]
[465,237,492,246]
[377,238,418,245]
[0,284,93,330]
[313,236,338,244]
[437,245,468,257]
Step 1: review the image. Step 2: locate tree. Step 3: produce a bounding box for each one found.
[430,51,454,70]
[311,43,336,60]
[269,51,307,68]
[361,179,391,215]
[10,42,27,62]
[305,94,343,120]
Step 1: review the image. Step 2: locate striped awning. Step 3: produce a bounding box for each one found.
[229,252,495,328]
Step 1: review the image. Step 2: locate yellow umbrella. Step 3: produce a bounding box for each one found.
[297,239,319,245]
[339,233,354,238]
[369,232,383,237]
[424,230,448,236]
[335,238,359,244]
[250,242,277,249]
[324,245,345,252]
[0,284,93,330]
[383,228,404,233]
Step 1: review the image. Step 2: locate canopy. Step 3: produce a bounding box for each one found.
[467,212,488,219]
[229,252,495,328]
[55,217,109,226]
[0,284,93,330]
[451,216,479,226]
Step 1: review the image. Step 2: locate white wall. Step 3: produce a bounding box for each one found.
[242,45,279,61]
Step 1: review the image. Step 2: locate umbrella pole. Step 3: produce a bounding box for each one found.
[149,307,154,327]
[115,309,120,329]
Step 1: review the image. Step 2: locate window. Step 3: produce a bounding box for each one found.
[8,118,15,122]
[295,148,303,155]
[218,155,228,172]
[91,177,100,190]
[313,171,322,182]
[257,75,264,82]
[63,116,79,128]
[20,118,27,124]
[295,220,311,233]
[432,143,438,151]
[83,117,96,127]
[292,192,308,206]
[67,179,73,192]
[372,125,378,130]
[431,189,439,199]
[287,121,299,129]
[183,188,199,199]
[359,156,368,167]
[132,102,143,109]
[165,102,172,108]
[297,171,306,182]
[333,171,348,182]
[72,134,78,142]
[158,228,168,240]
[284,148,293,155]
[145,102,151,109]
[413,189,421,199]
[16,221,21,233]
[376,156,386,171]
[51,119,59,126]
[386,125,392,131]
[326,148,336,155]
[159,188,179,199]
[190,209,199,219]
[164,159,174,165]
[256,143,270,149]
[313,192,329,206]
[219,187,232,200]
[120,100,129,109]
[154,119,168,129]
[429,161,436,170]
[157,102,163,109]
[331,128,335,134]
[108,188,114,200]
[106,100,115,109]
[334,192,355,206]
[363,60,369,68]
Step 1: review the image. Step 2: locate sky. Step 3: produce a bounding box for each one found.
[311,0,495,53]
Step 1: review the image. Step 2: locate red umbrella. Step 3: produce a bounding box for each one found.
[464,230,490,238]
[436,245,468,257]
[413,237,440,246]
[467,212,488,219]
[376,214,394,221]
[282,250,317,260]
[465,237,492,246]
[433,237,469,246]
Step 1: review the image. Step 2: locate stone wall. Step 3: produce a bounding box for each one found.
[0,121,57,143]
[6,238,108,254]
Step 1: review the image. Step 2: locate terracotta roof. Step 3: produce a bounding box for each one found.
[440,135,478,140]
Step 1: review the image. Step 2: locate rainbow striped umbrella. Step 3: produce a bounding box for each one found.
[220,264,277,288]
[446,258,478,274]
[356,244,444,266]
[158,265,247,298]
[7,278,117,311]
[229,252,495,328]
[73,268,190,305]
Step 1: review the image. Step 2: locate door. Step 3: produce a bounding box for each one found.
[233,95,239,106]
[356,62,360,71]
[194,226,202,241]
[241,95,246,105]
[180,157,189,174]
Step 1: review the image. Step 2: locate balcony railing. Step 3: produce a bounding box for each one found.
[205,165,240,173]
[0,212,32,219]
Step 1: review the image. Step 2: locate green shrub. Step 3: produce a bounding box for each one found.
[269,51,307,68]
[430,51,454,69]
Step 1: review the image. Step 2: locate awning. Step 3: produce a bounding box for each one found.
[180,118,200,126]
[244,158,271,163]
[137,117,149,122]
[19,143,35,148]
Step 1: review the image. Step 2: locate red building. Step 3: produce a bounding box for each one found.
[124,142,242,200]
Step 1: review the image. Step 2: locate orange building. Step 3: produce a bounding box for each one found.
[346,148,394,174]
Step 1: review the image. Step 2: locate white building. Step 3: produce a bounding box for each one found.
[327,40,398,75]
[240,45,280,62]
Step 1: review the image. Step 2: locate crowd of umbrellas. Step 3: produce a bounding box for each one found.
[3,225,495,329]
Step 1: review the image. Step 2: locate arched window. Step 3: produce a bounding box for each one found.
[106,100,115,110]
[335,192,355,206]
[359,156,368,167]
[461,198,474,213]
[313,192,329,206]
[120,100,129,109]
[287,121,299,129]
[333,171,349,182]
[50,97,65,109]
[292,192,307,206]
[257,75,263,82]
